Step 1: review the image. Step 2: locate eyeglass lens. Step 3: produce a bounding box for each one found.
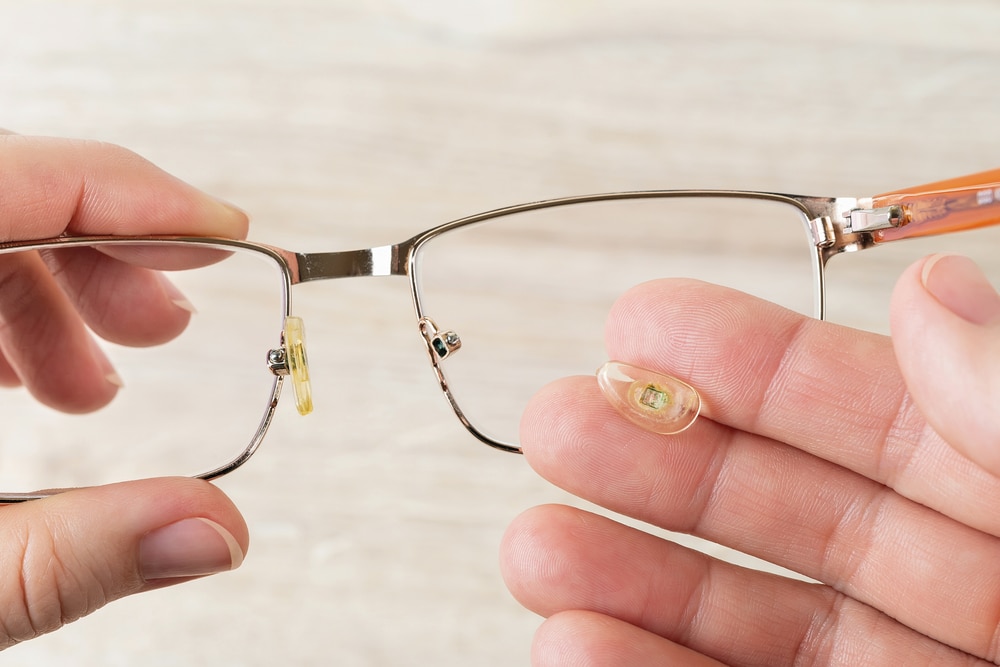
[0,241,289,493]
[413,196,818,446]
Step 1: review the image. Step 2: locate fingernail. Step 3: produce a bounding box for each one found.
[171,298,197,314]
[214,196,247,216]
[212,196,252,227]
[158,274,197,315]
[921,254,1000,326]
[596,361,701,435]
[140,518,244,580]
[86,336,122,389]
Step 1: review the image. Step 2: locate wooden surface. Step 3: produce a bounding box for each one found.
[2,1,1000,664]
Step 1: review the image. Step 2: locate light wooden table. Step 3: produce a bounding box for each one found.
[2,1,999,664]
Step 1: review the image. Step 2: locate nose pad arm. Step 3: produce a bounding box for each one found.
[418,317,462,361]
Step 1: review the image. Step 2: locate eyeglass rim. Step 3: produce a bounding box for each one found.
[402,190,837,454]
[6,174,996,499]
[0,192,838,501]
[0,237,296,502]
[404,189,830,244]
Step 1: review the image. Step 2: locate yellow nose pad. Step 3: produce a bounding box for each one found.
[283,316,313,415]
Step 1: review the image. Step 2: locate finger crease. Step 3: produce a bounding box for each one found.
[984,596,1000,663]
[819,485,890,598]
[672,554,715,649]
[5,522,43,645]
[750,316,814,436]
[686,425,739,536]
[874,390,925,488]
[793,588,847,667]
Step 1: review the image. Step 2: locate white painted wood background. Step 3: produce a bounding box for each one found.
[2,1,999,664]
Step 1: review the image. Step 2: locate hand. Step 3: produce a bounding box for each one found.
[0,133,250,650]
[501,254,1000,665]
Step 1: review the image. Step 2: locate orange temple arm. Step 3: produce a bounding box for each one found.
[869,168,1000,243]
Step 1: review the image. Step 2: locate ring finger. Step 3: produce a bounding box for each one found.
[502,504,987,666]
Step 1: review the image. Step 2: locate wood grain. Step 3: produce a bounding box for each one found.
[1,1,999,664]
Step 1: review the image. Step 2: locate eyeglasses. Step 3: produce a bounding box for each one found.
[1,168,998,501]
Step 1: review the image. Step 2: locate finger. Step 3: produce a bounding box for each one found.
[0,477,247,650]
[601,278,1000,537]
[0,135,249,240]
[0,247,193,410]
[503,505,987,666]
[39,247,193,347]
[891,254,1000,474]
[97,244,236,271]
[533,611,726,667]
[521,376,1000,660]
[0,351,21,387]
[0,251,120,412]
[0,137,246,409]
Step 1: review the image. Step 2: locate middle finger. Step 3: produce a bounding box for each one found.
[604,278,1000,537]
[521,376,1000,660]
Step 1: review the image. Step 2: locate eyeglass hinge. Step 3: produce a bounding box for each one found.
[843,201,907,233]
[807,215,836,248]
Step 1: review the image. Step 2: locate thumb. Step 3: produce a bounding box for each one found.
[890,254,1000,474]
[0,478,247,650]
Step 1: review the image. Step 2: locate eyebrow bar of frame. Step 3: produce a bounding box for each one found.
[295,244,403,282]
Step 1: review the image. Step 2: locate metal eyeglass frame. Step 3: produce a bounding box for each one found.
[2,167,998,502]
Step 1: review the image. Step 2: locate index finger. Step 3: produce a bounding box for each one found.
[0,135,248,240]
[0,135,249,411]
[603,278,1000,537]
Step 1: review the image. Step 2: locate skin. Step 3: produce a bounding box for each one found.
[0,134,249,649]
[501,257,1000,666]
[3,133,996,663]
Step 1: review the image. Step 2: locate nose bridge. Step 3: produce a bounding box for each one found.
[293,244,407,283]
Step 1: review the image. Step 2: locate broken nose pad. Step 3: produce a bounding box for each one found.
[418,317,462,362]
[267,315,313,416]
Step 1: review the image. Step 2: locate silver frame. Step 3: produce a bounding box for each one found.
[0,237,296,501]
[0,189,875,501]
[400,190,866,453]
